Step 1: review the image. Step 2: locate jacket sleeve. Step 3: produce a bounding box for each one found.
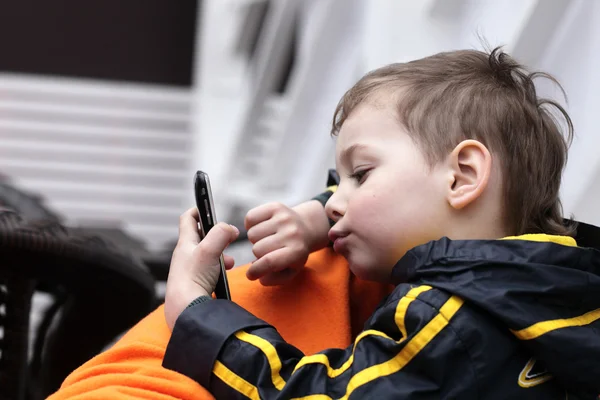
[162,285,478,399]
[311,169,339,227]
[312,169,339,204]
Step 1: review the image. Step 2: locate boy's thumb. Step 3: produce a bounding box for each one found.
[197,223,239,260]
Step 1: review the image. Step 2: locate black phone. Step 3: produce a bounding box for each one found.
[194,171,231,300]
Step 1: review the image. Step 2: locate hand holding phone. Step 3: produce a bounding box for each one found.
[194,171,231,300]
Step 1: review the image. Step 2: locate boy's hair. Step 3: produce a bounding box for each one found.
[332,47,574,236]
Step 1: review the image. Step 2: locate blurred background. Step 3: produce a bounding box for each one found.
[1,0,599,397]
[1,0,600,258]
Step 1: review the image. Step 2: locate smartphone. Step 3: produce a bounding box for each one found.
[194,171,231,300]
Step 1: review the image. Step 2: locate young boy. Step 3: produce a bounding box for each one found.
[162,48,600,398]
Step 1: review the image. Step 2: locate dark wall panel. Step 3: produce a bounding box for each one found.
[0,0,198,86]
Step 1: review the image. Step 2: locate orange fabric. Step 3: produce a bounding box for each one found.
[48,248,392,399]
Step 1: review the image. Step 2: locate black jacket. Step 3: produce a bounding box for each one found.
[163,235,600,399]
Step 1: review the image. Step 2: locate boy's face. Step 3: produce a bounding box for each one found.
[326,103,450,282]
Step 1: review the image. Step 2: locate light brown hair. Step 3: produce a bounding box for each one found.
[331,47,575,236]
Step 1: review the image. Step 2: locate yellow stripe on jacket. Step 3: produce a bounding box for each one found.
[212,288,463,399]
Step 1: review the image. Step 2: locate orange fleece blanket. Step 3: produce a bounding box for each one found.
[48,248,392,399]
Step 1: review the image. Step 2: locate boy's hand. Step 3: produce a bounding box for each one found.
[164,207,239,330]
[244,200,330,286]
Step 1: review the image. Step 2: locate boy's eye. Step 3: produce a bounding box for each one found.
[350,168,370,184]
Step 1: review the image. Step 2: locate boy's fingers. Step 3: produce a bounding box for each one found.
[247,218,278,244]
[179,207,200,245]
[259,269,298,286]
[246,247,296,280]
[223,254,235,270]
[251,235,283,259]
[244,202,279,230]
[197,223,239,262]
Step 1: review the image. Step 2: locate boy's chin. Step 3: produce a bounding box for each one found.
[348,257,391,283]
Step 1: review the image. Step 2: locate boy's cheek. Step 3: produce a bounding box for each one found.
[346,197,381,226]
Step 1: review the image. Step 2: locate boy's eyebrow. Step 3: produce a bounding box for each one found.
[339,143,368,164]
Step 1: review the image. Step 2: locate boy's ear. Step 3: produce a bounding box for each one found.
[446,140,492,210]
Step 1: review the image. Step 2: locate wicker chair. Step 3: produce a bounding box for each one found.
[0,181,156,400]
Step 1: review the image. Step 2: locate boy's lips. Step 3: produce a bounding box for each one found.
[329,230,350,253]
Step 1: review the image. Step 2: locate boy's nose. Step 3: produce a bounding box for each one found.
[325,191,345,222]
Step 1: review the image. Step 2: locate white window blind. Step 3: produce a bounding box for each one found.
[0,73,193,251]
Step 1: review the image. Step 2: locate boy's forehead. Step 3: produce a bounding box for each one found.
[336,103,401,146]
[334,119,366,156]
